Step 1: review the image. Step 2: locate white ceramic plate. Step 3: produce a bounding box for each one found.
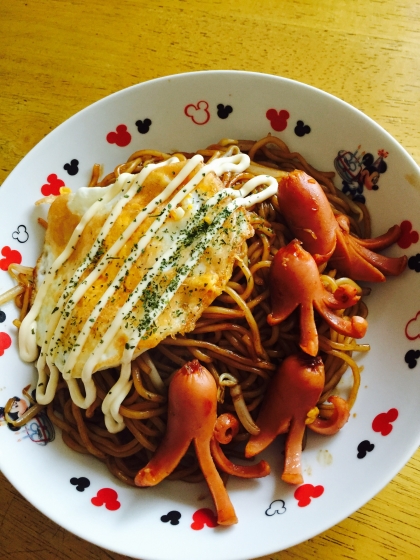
[1,71,420,560]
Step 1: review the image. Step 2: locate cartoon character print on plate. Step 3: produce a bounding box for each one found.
[0,332,12,356]
[357,440,375,459]
[41,174,66,196]
[334,147,388,204]
[161,511,181,525]
[294,484,324,507]
[398,221,419,249]
[405,349,420,369]
[91,488,121,510]
[12,225,29,244]
[0,310,6,323]
[64,159,79,176]
[0,246,22,271]
[184,100,210,125]
[266,109,290,132]
[294,120,311,137]
[405,311,420,341]
[265,499,286,516]
[191,508,218,530]
[408,253,420,272]
[70,477,91,492]
[216,104,233,120]
[135,118,152,134]
[0,385,55,445]
[106,124,132,147]
[372,408,398,436]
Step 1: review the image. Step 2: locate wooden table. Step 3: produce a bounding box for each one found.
[1,1,420,558]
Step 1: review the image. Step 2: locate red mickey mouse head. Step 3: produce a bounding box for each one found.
[184,101,210,125]
[372,408,398,436]
[0,332,12,356]
[0,246,22,271]
[266,109,290,132]
[91,488,121,510]
[294,483,324,507]
[405,311,420,341]
[398,220,419,249]
[191,508,218,530]
[41,174,65,196]
[106,124,132,147]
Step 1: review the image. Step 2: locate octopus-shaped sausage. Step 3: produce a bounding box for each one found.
[267,239,368,356]
[135,359,270,525]
[245,353,349,485]
[329,214,407,282]
[277,170,407,281]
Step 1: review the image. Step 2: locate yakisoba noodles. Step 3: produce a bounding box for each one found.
[4,135,394,492]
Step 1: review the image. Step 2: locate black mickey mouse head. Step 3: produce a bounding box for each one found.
[0,310,5,323]
[160,510,181,525]
[217,104,233,119]
[135,119,152,134]
[70,476,91,491]
[265,499,286,516]
[357,440,375,458]
[294,120,311,137]
[12,225,29,243]
[405,349,420,369]
[64,159,79,176]
[408,254,420,273]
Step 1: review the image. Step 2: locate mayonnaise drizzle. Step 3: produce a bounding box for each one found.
[100,174,277,432]
[20,175,141,362]
[46,159,180,363]
[20,150,278,431]
[35,159,180,404]
[44,157,194,367]
[59,153,249,377]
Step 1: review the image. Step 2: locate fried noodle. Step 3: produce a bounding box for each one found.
[3,135,370,485]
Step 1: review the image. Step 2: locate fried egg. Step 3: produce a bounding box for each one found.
[19,150,278,431]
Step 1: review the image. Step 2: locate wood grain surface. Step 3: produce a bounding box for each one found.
[1,1,420,559]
